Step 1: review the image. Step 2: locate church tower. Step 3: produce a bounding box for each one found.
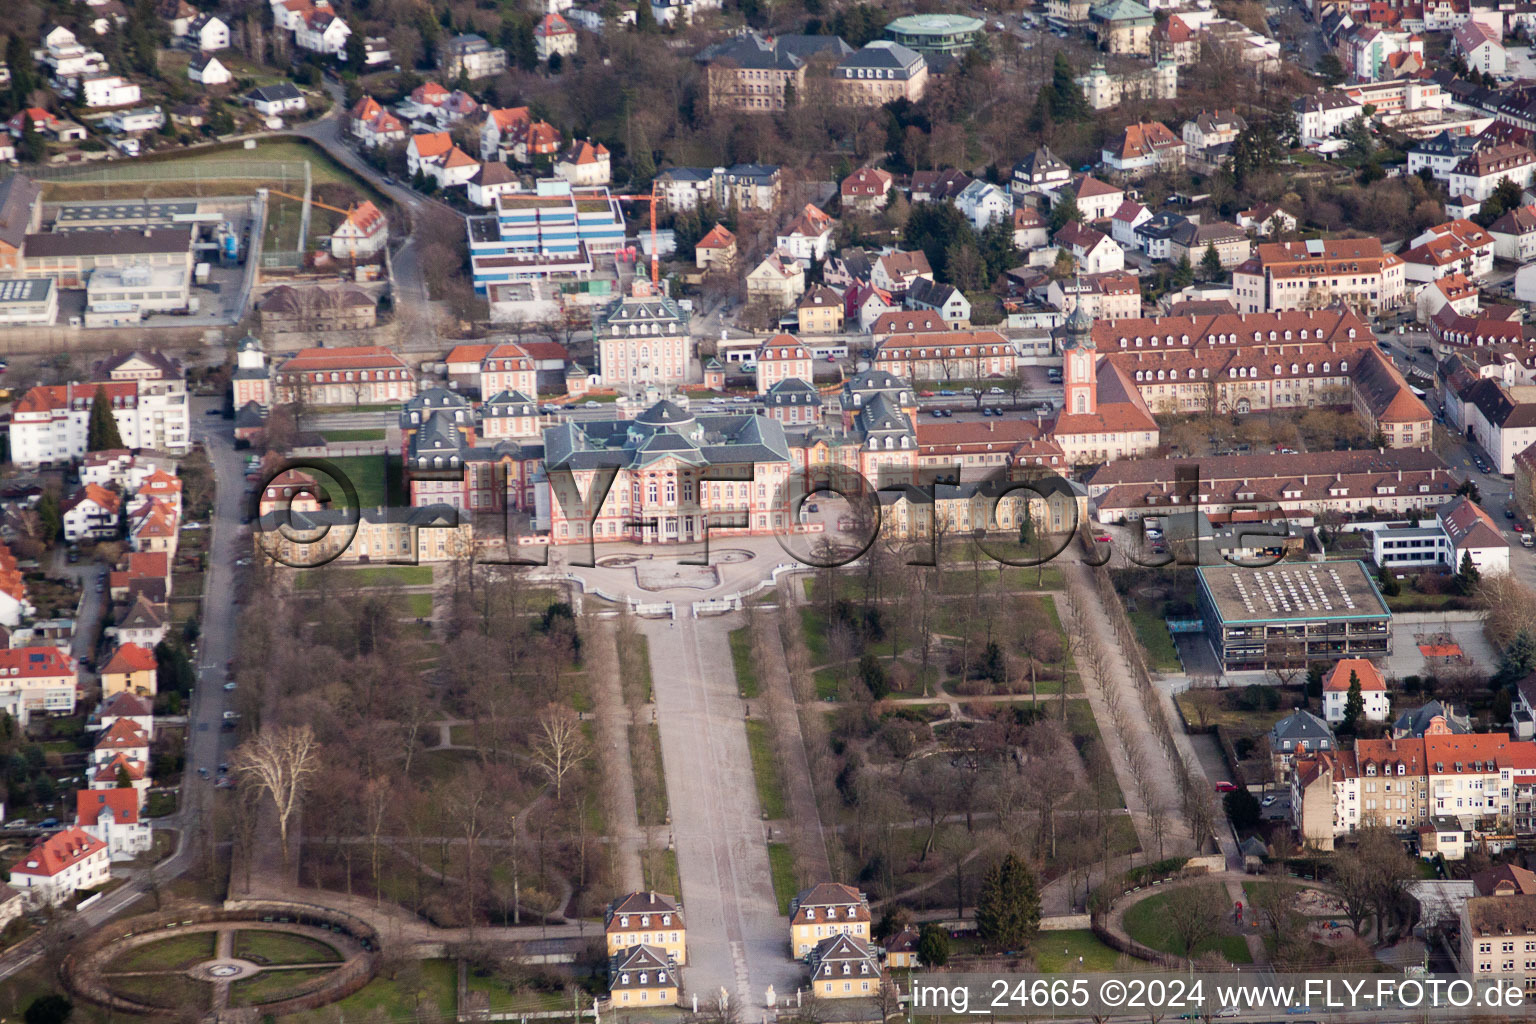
[1062,298,1097,417]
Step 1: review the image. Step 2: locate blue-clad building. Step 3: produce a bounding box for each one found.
[467,179,628,292]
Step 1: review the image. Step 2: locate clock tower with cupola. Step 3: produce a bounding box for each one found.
[1062,299,1097,417]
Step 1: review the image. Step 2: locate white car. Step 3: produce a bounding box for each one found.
[731,396,749,403]
[710,397,726,404]
[222,710,240,720]
[1215,1008,1240,1019]
[223,682,237,691]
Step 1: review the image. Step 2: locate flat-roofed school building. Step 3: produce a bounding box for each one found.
[1195,559,1391,672]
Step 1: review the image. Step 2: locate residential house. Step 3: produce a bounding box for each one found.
[1267,709,1337,782]
[797,285,844,334]
[189,13,229,50]
[295,4,350,56]
[1439,494,1510,574]
[871,250,933,298]
[440,33,507,79]
[605,892,686,965]
[1057,174,1125,223]
[99,643,156,698]
[81,74,141,108]
[1491,205,1536,262]
[466,162,519,208]
[1101,121,1185,177]
[776,204,836,266]
[0,647,76,724]
[1169,221,1251,268]
[1404,220,1494,283]
[1047,271,1142,321]
[746,251,805,313]
[1292,91,1365,146]
[1323,658,1390,724]
[1236,203,1297,238]
[8,828,108,906]
[790,883,871,958]
[1454,19,1505,74]
[247,83,305,117]
[906,278,970,327]
[407,132,480,189]
[1089,0,1155,53]
[833,41,928,105]
[713,164,781,211]
[1447,144,1536,203]
[554,140,610,187]
[695,224,736,272]
[61,484,121,542]
[187,53,231,86]
[330,201,388,260]
[910,168,971,203]
[841,167,894,213]
[955,180,1012,231]
[846,281,897,331]
[535,12,578,61]
[807,934,883,998]
[655,167,714,212]
[1011,145,1072,199]
[1108,200,1152,250]
[75,789,151,859]
[1055,221,1125,274]
[884,925,921,968]
[1013,206,1049,250]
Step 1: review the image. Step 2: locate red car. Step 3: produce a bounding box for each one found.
[1214,781,1239,793]
[918,390,936,397]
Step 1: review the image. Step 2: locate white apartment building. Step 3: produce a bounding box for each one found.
[1232,238,1406,315]
[0,647,77,726]
[10,351,190,467]
[9,829,109,906]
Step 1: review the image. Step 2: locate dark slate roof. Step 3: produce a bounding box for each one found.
[1393,700,1470,737]
[765,377,822,406]
[1268,708,1335,746]
[543,400,791,471]
[0,175,40,251]
[774,34,855,60]
[248,82,302,103]
[696,32,804,70]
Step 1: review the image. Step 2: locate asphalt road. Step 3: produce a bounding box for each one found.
[642,613,803,1011]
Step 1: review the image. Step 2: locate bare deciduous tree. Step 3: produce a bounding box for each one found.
[233,724,321,867]
[531,703,589,801]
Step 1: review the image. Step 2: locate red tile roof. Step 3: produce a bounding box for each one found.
[101,643,156,676]
[76,788,139,828]
[12,828,106,878]
[279,346,409,372]
[0,647,73,679]
[1324,658,1386,692]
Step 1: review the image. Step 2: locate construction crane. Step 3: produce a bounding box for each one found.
[610,184,660,286]
[265,187,357,219]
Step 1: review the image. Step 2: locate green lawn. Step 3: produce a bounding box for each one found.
[228,968,337,1006]
[1034,929,1122,972]
[315,454,407,510]
[729,626,760,698]
[642,848,681,897]
[289,959,456,1024]
[745,719,787,818]
[320,428,386,442]
[1125,604,1181,672]
[768,842,797,915]
[296,565,433,589]
[105,974,211,1010]
[233,930,344,965]
[463,973,572,1014]
[399,592,434,618]
[144,139,371,189]
[630,723,669,827]
[799,606,829,664]
[106,932,216,972]
[813,667,841,701]
[1122,886,1252,964]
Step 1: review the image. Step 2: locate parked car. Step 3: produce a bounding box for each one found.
[1214,781,1239,792]
[38,818,58,829]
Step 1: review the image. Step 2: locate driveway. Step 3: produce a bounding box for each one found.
[641,613,803,1011]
